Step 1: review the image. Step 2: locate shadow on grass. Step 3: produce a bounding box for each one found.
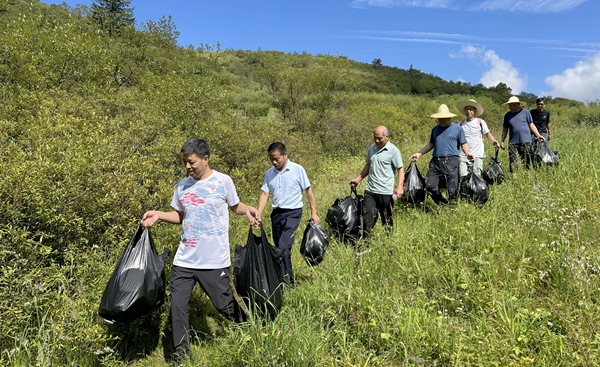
[101,289,232,364]
[161,291,232,361]
[105,304,167,363]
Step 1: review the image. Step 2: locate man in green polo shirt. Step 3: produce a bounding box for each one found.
[350,125,404,240]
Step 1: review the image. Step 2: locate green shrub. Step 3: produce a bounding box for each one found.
[2,2,599,365]
[245,102,271,117]
[575,101,600,127]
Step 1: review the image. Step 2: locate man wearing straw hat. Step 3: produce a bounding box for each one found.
[499,96,545,178]
[410,104,474,206]
[456,99,500,177]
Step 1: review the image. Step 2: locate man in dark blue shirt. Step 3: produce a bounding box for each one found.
[499,96,545,178]
[411,104,474,205]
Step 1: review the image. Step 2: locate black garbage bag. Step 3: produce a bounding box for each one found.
[234,225,284,320]
[459,172,489,204]
[534,142,559,166]
[401,161,427,205]
[553,150,560,160]
[325,186,363,242]
[98,225,170,324]
[483,147,505,185]
[299,220,329,266]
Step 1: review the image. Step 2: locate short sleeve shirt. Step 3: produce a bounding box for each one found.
[503,109,533,144]
[261,160,311,209]
[430,123,467,157]
[170,171,239,269]
[365,141,403,195]
[530,109,550,134]
[459,118,490,158]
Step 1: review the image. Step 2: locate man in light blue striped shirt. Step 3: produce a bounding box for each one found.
[257,142,319,285]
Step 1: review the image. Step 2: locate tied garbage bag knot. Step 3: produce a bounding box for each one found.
[300,220,329,266]
[483,147,505,185]
[460,169,489,205]
[325,186,364,243]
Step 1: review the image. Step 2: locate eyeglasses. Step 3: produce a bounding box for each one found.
[537,103,544,106]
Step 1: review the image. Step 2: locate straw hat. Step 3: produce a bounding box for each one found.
[502,96,526,106]
[457,99,484,117]
[430,104,456,118]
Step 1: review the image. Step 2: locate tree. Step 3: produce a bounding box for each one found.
[518,91,537,106]
[143,15,179,47]
[91,0,134,37]
[372,58,382,68]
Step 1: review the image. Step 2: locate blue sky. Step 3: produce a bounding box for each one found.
[44,0,600,103]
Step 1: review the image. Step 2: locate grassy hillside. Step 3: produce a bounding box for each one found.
[1,1,600,366]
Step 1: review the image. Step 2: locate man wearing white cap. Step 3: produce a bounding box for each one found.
[410,104,474,205]
[456,99,499,177]
[499,96,545,178]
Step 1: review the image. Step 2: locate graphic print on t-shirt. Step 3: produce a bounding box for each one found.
[184,238,197,248]
[180,180,229,238]
[171,172,239,269]
[181,192,205,206]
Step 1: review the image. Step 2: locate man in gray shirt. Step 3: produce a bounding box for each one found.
[350,126,404,240]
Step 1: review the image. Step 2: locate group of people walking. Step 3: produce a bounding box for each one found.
[350,95,551,231]
[140,139,320,362]
[138,95,552,363]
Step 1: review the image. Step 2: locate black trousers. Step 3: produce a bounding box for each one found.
[170,266,240,355]
[426,156,460,205]
[363,190,393,239]
[508,142,533,173]
[270,207,302,284]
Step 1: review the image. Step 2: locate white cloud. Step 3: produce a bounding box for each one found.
[472,0,589,12]
[480,51,527,94]
[349,0,453,9]
[360,30,479,41]
[452,45,527,93]
[450,45,480,59]
[353,35,464,45]
[539,47,599,53]
[349,0,590,12]
[544,51,600,102]
[353,30,599,50]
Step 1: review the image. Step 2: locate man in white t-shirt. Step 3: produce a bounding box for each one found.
[141,138,259,363]
[456,99,500,177]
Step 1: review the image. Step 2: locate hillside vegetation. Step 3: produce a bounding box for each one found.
[2,1,600,366]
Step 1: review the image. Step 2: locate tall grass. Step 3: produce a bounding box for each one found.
[4,122,599,366]
[96,126,599,367]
